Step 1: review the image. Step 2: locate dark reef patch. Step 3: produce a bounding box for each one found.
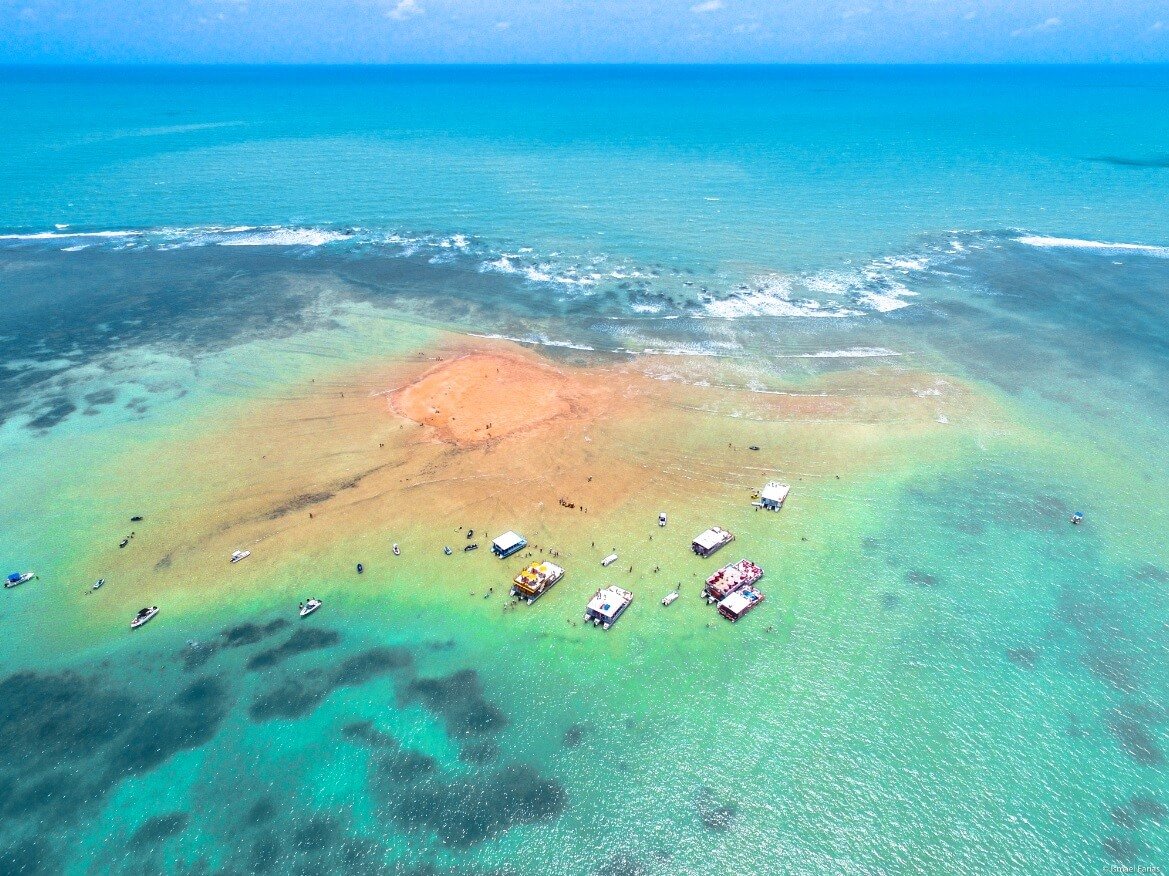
[401,669,508,738]
[332,647,413,687]
[249,646,411,722]
[563,723,588,749]
[693,786,738,832]
[459,740,500,764]
[1093,154,1169,169]
[130,811,189,847]
[112,676,231,775]
[246,627,341,671]
[597,854,649,876]
[248,672,331,721]
[384,763,567,847]
[223,618,290,649]
[1101,835,1138,862]
[1083,652,1139,693]
[1006,648,1038,670]
[905,569,938,588]
[1106,708,1164,767]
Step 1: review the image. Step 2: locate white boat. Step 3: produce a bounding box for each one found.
[584,585,633,630]
[393,543,400,556]
[658,513,667,527]
[601,553,618,567]
[661,590,679,606]
[130,606,159,629]
[92,578,105,590]
[299,598,322,618]
[4,571,34,588]
[230,550,251,564]
[691,526,734,558]
[718,586,765,623]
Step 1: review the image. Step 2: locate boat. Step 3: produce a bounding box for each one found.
[393,543,400,556]
[717,586,765,623]
[4,571,34,588]
[464,543,479,552]
[443,546,453,556]
[466,529,474,539]
[92,578,105,590]
[691,526,735,558]
[703,559,764,604]
[661,590,679,606]
[1070,511,1084,525]
[130,515,144,522]
[230,550,251,564]
[601,553,618,567]
[491,530,527,559]
[658,513,667,527]
[510,561,564,604]
[119,537,129,548]
[356,563,364,574]
[757,482,790,511]
[299,598,322,618]
[130,606,159,629]
[584,585,633,630]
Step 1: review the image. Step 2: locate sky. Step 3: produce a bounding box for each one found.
[0,0,1167,64]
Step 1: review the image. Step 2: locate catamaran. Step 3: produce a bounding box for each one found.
[510,561,564,604]
[584,585,633,630]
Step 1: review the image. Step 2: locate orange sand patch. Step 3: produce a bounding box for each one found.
[390,352,602,447]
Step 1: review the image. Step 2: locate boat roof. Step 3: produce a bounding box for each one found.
[761,482,790,501]
[587,586,631,618]
[693,527,731,550]
[492,531,526,551]
[719,587,762,613]
[516,561,563,580]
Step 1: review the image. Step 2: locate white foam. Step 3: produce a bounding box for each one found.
[1015,235,1169,257]
[783,347,902,359]
[0,230,140,240]
[217,228,351,247]
[466,332,595,352]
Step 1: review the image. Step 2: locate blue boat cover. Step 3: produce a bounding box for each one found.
[7,573,21,582]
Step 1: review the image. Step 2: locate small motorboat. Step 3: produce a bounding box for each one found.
[392,543,400,556]
[658,513,667,527]
[356,563,364,574]
[130,606,159,629]
[130,515,144,522]
[601,553,618,567]
[230,550,251,564]
[661,590,679,606]
[5,571,35,588]
[299,598,322,618]
[119,538,129,548]
[466,529,475,539]
[443,546,453,556]
[93,578,105,590]
[749,445,760,451]
[1070,511,1084,525]
[464,543,479,552]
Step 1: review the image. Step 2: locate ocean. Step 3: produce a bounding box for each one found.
[0,65,1167,875]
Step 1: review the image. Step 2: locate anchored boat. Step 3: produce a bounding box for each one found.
[511,561,564,604]
[491,531,527,559]
[130,606,159,629]
[661,590,679,606]
[584,585,633,630]
[691,526,734,558]
[299,598,322,618]
[718,586,765,622]
[703,559,763,604]
[4,571,34,588]
[601,553,618,567]
[230,550,251,564]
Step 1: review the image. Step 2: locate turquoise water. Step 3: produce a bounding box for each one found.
[1,66,1168,875]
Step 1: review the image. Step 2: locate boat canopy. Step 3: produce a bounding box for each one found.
[491,531,527,557]
[6,573,21,583]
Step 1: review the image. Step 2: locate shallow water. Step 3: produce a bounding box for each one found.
[1,66,1167,875]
